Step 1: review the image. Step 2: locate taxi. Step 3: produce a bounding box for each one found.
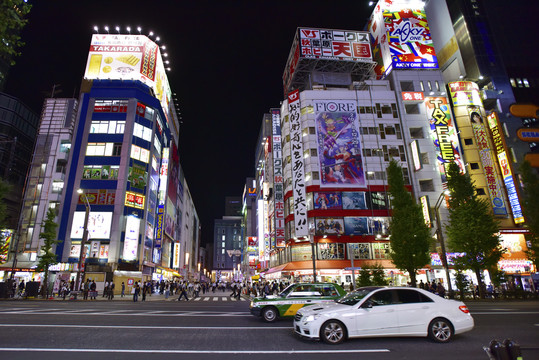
[249,283,347,322]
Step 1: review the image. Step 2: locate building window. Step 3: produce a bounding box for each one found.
[405,104,420,114]
[469,162,480,170]
[60,141,71,153]
[419,179,435,192]
[395,124,402,139]
[130,145,150,163]
[55,159,67,174]
[86,142,122,156]
[464,138,474,145]
[309,127,316,134]
[409,127,424,139]
[134,122,152,142]
[90,120,126,134]
[420,153,430,164]
[52,181,64,194]
[310,149,317,157]
[419,81,425,92]
[476,188,486,195]
[400,81,414,91]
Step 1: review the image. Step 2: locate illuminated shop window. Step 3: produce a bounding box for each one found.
[82,165,119,180]
[130,145,150,163]
[86,142,122,156]
[134,122,152,142]
[90,120,125,134]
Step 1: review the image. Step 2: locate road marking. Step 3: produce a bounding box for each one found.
[471,311,539,315]
[213,297,218,301]
[0,347,390,354]
[0,324,291,330]
[203,297,210,301]
[0,311,252,317]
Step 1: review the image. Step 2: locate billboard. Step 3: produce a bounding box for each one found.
[314,100,365,188]
[368,0,438,78]
[487,112,525,224]
[84,34,176,141]
[287,90,308,237]
[70,211,112,239]
[271,109,286,248]
[283,28,371,92]
[123,215,140,261]
[425,97,464,184]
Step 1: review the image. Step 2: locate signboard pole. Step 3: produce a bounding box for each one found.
[310,237,317,283]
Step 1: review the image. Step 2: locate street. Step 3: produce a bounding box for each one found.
[0,291,537,360]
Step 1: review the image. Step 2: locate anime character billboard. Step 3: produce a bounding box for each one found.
[314,100,365,188]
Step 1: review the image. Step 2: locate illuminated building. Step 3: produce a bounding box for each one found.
[45,34,200,287]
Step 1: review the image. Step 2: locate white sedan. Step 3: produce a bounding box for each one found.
[294,286,474,345]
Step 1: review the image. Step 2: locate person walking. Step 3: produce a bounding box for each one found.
[177,282,189,301]
[141,282,147,302]
[121,282,125,297]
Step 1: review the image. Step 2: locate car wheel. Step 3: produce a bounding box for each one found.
[262,307,278,322]
[320,320,346,345]
[428,317,453,343]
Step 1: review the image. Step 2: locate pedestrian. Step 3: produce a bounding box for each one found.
[419,280,425,290]
[83,279,89,300]
[103,281,108,298]
[90,280,97,299]
[142,282,147,302]
[61,282,68,300]
[133,282,140,302]
[108,282,115,300]
[436,282,446,297]
[121,282,125,297]
[165,282,170,299]
[177,282,189,301]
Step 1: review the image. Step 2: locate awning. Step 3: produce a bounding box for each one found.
[263,259,395,273]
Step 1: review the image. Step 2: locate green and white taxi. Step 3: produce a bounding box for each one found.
[249,283,347,322]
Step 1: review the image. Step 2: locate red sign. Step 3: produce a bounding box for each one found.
[401,92,424,101]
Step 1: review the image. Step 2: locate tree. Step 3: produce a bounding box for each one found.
[445,163,503,299]
[35,208,61,298]
[355,263,389,287]
[0,0,32,66]
[386,159,432,287]
[518,160,539,268]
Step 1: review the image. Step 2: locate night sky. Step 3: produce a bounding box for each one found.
[3,1,533,245]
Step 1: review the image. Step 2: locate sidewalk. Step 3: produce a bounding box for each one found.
[2,289,246,302]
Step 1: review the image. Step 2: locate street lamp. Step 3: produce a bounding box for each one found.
[75,189,90,291]
[434,190,453,298]
[309,236,317,283]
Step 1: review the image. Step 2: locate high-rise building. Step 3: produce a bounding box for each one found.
[5,34,200,289]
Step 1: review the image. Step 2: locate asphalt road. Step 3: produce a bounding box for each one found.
[0,291,537,360]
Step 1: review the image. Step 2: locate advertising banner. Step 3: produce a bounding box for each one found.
[349,243,372,260]
[468,107,508,216]
[297,28,371,62]
[287,90,308,237]
[84,35,174,134]
[487,112,525,224]
[314,100,365,188]
[315,218,345,236]
[128,163,147,191]
[368,0,438,78]
[71,212,112,239]
[425,97,464,184]
[123,216,140,261]
[271,109,286,248]
[314,192,342,210]
[0,229,12,264]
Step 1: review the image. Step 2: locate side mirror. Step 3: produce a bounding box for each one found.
[361,300,373,309]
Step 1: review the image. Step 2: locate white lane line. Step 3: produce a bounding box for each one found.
[0,347,390,354]
[222,297,228,301]
[213,297,218,301]
[0,311,251,317]
[0,324,291,330]
[203,297,210,301]
[471,311,539,315]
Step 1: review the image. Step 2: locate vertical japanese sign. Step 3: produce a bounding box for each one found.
[287,90,308,237]
[487,112,525,224]
[314,100,364,187]
[271,109,286,247]
[425,97,464,184]
[468,108,508,216]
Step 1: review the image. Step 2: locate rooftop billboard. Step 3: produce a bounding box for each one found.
[368,0,438,78]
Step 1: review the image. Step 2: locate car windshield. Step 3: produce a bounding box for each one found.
[278,284,296,297]
[336,288,378,305]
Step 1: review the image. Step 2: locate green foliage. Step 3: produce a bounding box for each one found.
[36,208,61,297]
[445,163,503,299]
[518,160,539,268]
[386,159,432,287]
[454,271,470,301]
[0,0,32,65]
[355,264,389,287]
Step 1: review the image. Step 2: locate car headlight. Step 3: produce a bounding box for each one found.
[250,301,254,308]
[303,314,320,323]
